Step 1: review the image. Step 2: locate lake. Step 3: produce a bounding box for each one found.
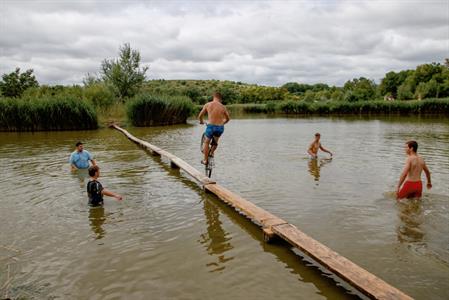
[0,116,448,299]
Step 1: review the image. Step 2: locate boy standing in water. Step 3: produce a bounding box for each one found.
[307,133,333,159]
[87,166,123,206]
[396,141,432,200]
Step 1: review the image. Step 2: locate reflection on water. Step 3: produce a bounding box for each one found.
[396,200,425,243]
[199,198,234,272]
[89,206,106,240]
[308,158,332,183]
[72,168,89,188]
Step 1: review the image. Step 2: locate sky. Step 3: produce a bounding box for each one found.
[0,0,448,86]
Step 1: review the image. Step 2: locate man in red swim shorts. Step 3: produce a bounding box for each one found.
[396,140,432,200]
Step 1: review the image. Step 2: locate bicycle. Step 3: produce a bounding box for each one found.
[200,129,218,178]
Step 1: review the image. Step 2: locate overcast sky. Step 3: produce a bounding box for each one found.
[0,0,448,86]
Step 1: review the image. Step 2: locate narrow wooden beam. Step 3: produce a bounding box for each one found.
[272,224,412,299]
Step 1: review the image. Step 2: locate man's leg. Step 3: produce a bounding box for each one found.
[203,137,211,164]
[209,136,220,157]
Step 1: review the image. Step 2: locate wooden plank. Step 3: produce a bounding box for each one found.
[205,184,286,228]
[272,223,412,300]
[171,157,215,185]
[111,124,214,185]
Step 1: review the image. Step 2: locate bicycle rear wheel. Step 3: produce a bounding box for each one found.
[201,133,207,153]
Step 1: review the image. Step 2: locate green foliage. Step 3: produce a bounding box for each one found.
[343,77,377,101]
[276,99,449,115]
[83,83,115,109]
[0,94,98,131]
[101,43,148,99]
[127,93,194,126]
[0,68,39,97]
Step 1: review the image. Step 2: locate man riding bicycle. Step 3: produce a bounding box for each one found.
[198,92,230,165]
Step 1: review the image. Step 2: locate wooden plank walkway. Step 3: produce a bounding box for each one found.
[111,124,413,300]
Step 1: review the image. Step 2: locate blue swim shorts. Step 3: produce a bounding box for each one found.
[205,124,224,139]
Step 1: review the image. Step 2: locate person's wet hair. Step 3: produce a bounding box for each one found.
[315,133,321,137]
[88,165,99,177]
[76,141,83,147]
[406,140,418,152]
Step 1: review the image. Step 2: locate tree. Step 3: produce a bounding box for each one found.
[0,68,39,97]
[101,43,148,99]
[343,77,377,101]
[378,70,411,98]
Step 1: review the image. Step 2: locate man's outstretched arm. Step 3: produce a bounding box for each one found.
[103,189,123,201]
[319,145,333,156]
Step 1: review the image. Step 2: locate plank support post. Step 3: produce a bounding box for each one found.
[170,160,180,169]
[263,227,276,243]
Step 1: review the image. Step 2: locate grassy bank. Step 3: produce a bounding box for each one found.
[0,95,98,131]
[236,98,449,116]
[127,94,195,126]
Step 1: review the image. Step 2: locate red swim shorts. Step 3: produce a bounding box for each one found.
[397,180,422,199]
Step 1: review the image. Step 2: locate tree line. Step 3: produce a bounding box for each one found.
[1,43,448,106]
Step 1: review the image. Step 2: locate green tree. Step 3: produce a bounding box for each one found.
[397,76,416,100]
[101,43,148,100]
[0,68,39,97]
[378,70,411,98]
[343,77,377,101]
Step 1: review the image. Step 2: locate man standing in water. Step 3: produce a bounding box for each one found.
[198,92,230,165]
[307,133,333,159]
[396,140,432,200]
[70,142,96,171]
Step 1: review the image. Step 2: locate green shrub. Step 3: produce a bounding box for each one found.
[0,95,98,131]
[83,83,115,109]
[127,93,194,126]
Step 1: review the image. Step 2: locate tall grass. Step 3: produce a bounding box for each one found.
[127,93,194,126]
[277,98,449,115]
[0,95,98,131]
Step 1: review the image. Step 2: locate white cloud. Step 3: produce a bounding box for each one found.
[0,0,447,86]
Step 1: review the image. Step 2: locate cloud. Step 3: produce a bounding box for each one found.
[0,0,447,86]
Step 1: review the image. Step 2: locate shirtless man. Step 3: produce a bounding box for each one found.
[198,92,230,164]
[396,140,432,200]
[307,133,333,159]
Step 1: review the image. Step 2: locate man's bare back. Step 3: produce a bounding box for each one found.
[405,155,426,181]
[202,101,229,125]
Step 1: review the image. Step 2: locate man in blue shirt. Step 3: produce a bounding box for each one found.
[69,142,96,170]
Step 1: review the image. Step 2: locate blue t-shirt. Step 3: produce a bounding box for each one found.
[69,150,93,169]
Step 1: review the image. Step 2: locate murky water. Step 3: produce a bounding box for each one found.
[1,116,448,300]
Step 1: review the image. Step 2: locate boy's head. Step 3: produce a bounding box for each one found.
[213,92,223,102]
[405,140,418,154]
[76,141,84,152]
[88,165,100,177]
[315,133,321,141]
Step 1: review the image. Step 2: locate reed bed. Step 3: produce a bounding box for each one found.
[277,98,449,115]
[0,95,98,131]
[127,93,194,126]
